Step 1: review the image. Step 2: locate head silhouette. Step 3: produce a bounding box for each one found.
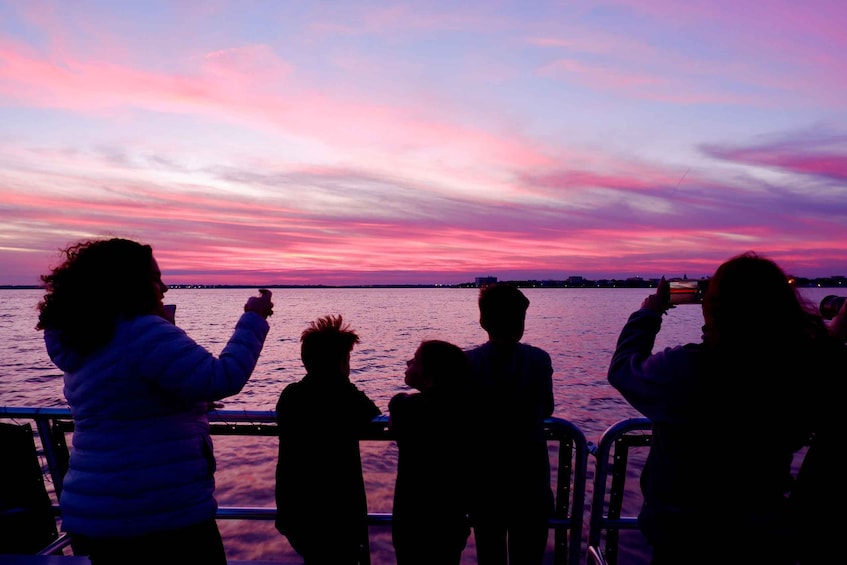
[406,339,471,394]
[300,314,360,379]
[37,238,161,354]
[702,251,810,352]
[478,283,529,345]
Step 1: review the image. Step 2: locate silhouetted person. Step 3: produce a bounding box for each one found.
[389,340,473,565]
[36,238,273,564]
[275,314,381,565]
[466,283,555,565]
[790,297,847,564]
[608,252,838,565]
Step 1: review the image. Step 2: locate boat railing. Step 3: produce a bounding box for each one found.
[586,417,653,565]
[0,407,590,565]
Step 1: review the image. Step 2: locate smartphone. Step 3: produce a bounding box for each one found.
[162,304,177,323]
[668,279,706,305]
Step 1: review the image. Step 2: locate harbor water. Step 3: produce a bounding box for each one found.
[0,286,835,563]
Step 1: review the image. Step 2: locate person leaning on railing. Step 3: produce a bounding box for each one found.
[36,237,273,565]
[466,282,555,565]
[274,314,381,565]
[389,340,473,565]
[607,251,840,565]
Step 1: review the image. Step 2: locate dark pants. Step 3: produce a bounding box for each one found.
[392,521,469,565]
[474,517,549,565]
[76,518,227,565]
[285,526,368,565]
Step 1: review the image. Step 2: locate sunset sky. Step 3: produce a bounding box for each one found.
[2,1,846,286]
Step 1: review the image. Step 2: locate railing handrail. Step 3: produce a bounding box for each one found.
[1,407,590,565]
[587,417,653,565]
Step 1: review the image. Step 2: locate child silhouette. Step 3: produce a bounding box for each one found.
[275,314,381,565]
[466,283,555,565]
[389,339,473,565]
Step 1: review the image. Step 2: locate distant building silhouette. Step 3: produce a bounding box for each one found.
[475,276,497,287]
[11,274,838,291]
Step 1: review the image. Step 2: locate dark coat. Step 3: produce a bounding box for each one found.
[389,390,471,564]
[275,374,380,564]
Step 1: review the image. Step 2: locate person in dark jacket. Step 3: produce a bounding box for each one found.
[790,296,847,564]
[608,251,838,565]
[36,237,273,564]
[466,283,555,565]
[275,314,381,565]
[389,339,473,565]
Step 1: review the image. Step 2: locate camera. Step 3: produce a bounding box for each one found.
[668,279,708,305]
[819,295,846,320]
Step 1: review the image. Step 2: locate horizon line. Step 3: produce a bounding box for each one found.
[3,273,846,291]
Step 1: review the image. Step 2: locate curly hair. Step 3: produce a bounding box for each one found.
[36,238,160,355]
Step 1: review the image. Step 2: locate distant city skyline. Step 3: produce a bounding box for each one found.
[6,273,845,290]
[2,2,846,286]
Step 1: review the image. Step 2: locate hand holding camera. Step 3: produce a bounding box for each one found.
[245,289,274,320]
[820,295,846,320]
[641,278,672,314]
[821,295,847,343]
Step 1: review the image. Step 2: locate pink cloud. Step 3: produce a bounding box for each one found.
[0,36,560,175]
[701,134,847,180]
[5,134,847,286]
[599,0,847,105]
[526,2,847,108]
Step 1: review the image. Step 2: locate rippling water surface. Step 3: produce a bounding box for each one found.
[0,287,834,563]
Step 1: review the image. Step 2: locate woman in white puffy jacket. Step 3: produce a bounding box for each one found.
[37,237,273,565]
